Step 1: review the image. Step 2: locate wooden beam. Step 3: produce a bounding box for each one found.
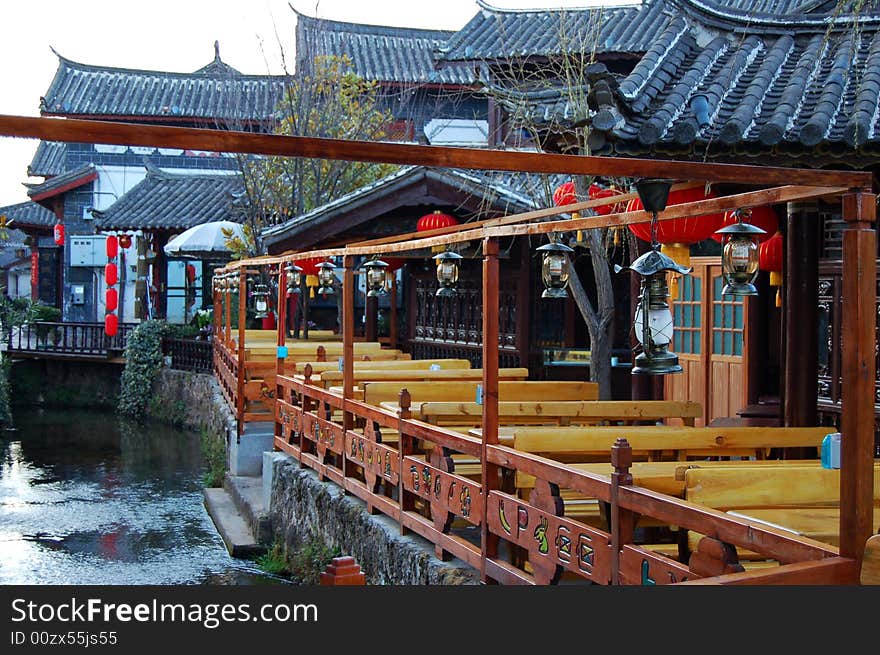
[0,114,871,188]
[839,192,877,562]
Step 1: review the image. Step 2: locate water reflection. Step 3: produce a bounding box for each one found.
[0,408,285,585]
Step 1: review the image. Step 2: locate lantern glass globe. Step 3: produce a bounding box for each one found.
[634,304,674,347]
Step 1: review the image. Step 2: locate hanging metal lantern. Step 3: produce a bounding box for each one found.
[616,178,689,375]
[252,283,270,319]
[285,262,303,294]
[714,208,766,297]
[317,260,336,296]
[361,257,389,297]
[617,249,691,375]
[536,236,575,299]
[433,249,463,297]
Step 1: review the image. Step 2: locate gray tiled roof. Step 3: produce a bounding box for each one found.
[0,201,56,229]
[26,164,96,201]
[93,169,244,231]
[28,141,67,177]
[496,2,880,158]
[437,0,670,63]
[294,12,477,85]
[262,165,565,248]
[40,50,286,122]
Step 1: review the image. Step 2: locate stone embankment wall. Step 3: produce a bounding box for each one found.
[266,455,479,585]
[10,359,122,408]
[147,368,236,439]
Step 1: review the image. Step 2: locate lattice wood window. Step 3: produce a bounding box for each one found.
[711,276,744,357]
[673,274,701,355]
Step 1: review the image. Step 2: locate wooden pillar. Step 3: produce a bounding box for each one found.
[224,275,231,346]
[515,242,530,370]
[236,267,247,431]
[783,201,820,427]
[839,192,876,561]
[480,237,500,583]
[303,282,310,339]
[275,264,287,442]
[342,256,355,431]
[389,274,398,349]
[365,294,378,342]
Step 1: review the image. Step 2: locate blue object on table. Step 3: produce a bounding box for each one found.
[338,357,344,371]
[429,364,441,371]
[821,432,841,469]
[276,346,288,359]
[475,384,483,405]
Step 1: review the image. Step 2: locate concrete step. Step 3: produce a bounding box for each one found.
[204,487,266,559]
[224,473,272,544]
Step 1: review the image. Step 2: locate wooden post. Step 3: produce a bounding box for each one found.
[236,269,247,431]
[839,192,876,562]
[224,277,231,346]
[319,556,366,585]
[303,278,310,339]
[783,201,819,428]
[275,265,287,443]
[480,237,500,584]
[389,274,398,349]
[342,255,355,434]
[397,388,414,535]
[610,437,634,585]
[365,294,378,342]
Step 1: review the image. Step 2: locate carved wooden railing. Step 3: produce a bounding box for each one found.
[213,339,240,417]
[273,373,853,585]
[5,321,136,358]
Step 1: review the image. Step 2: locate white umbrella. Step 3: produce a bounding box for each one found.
[163,220,246,259]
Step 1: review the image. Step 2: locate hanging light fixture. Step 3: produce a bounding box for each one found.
[714,208,766,297]
[536,235,575,299]
[615,178,689,375]
[317,260,336,296]
[361,257,389,297]
[285,262,303,295]
[433,249,463,297]
[252,283,270,319]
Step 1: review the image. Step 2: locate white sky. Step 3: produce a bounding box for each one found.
[0,0,632,209]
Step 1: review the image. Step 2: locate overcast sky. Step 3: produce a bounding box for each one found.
[0,0,630,209]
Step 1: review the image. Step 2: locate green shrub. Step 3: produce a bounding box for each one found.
[200,428,226,487]
[255,540,289,576]
[290,536,341,584]
[118,320,177,418]
[0,353,12,427]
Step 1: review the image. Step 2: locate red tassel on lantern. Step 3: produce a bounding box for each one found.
[105,313,118,336]
[106,235,119,259]
[105,262,118,286]
[106,288,118,312]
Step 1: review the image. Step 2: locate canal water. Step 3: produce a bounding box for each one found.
[0,408,285,585]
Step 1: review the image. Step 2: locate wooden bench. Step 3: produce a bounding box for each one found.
[683,464,880,550]
[290,358,471,374]
[362,380,599,407]
[319,367,529,388]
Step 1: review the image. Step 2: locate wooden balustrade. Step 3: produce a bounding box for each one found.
[162,338,213,373]
[5,321,135,358]
[273,373,854,585]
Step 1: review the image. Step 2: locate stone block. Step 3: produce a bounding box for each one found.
[230,422,274,476]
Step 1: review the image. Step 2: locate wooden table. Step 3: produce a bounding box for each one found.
[726,507,880,546]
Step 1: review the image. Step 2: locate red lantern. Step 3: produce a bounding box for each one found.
[104,313,118,337]
[119,234,132,249]
[53,223,65,245]
[626,187,725,247]
[588,183,626,216]
[416,210,458,232]
[712,206,778,243]
[295,257,326,276]
[106,235,118,259]
[105,288,118,312]
[383,257,406,272]
[759,231,784,307]
[105,262,118,286]
[553,181,577,207]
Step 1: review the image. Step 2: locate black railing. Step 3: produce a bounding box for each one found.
[162,337,213,373]
[4,321,136,357]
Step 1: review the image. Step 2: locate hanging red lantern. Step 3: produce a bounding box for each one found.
[105,313,118,337]
[712,206,778,244]
[588,183,626,216]
[106,235,119,259]
[105,288,118,312]
[105,262,118,286]
[295,257,325,276]
[118,234,132,249]
[553,181,578,207]
[383,257,406,272]
[53,223,65,245]
[416,210,458,232]
[759,230,784,307]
